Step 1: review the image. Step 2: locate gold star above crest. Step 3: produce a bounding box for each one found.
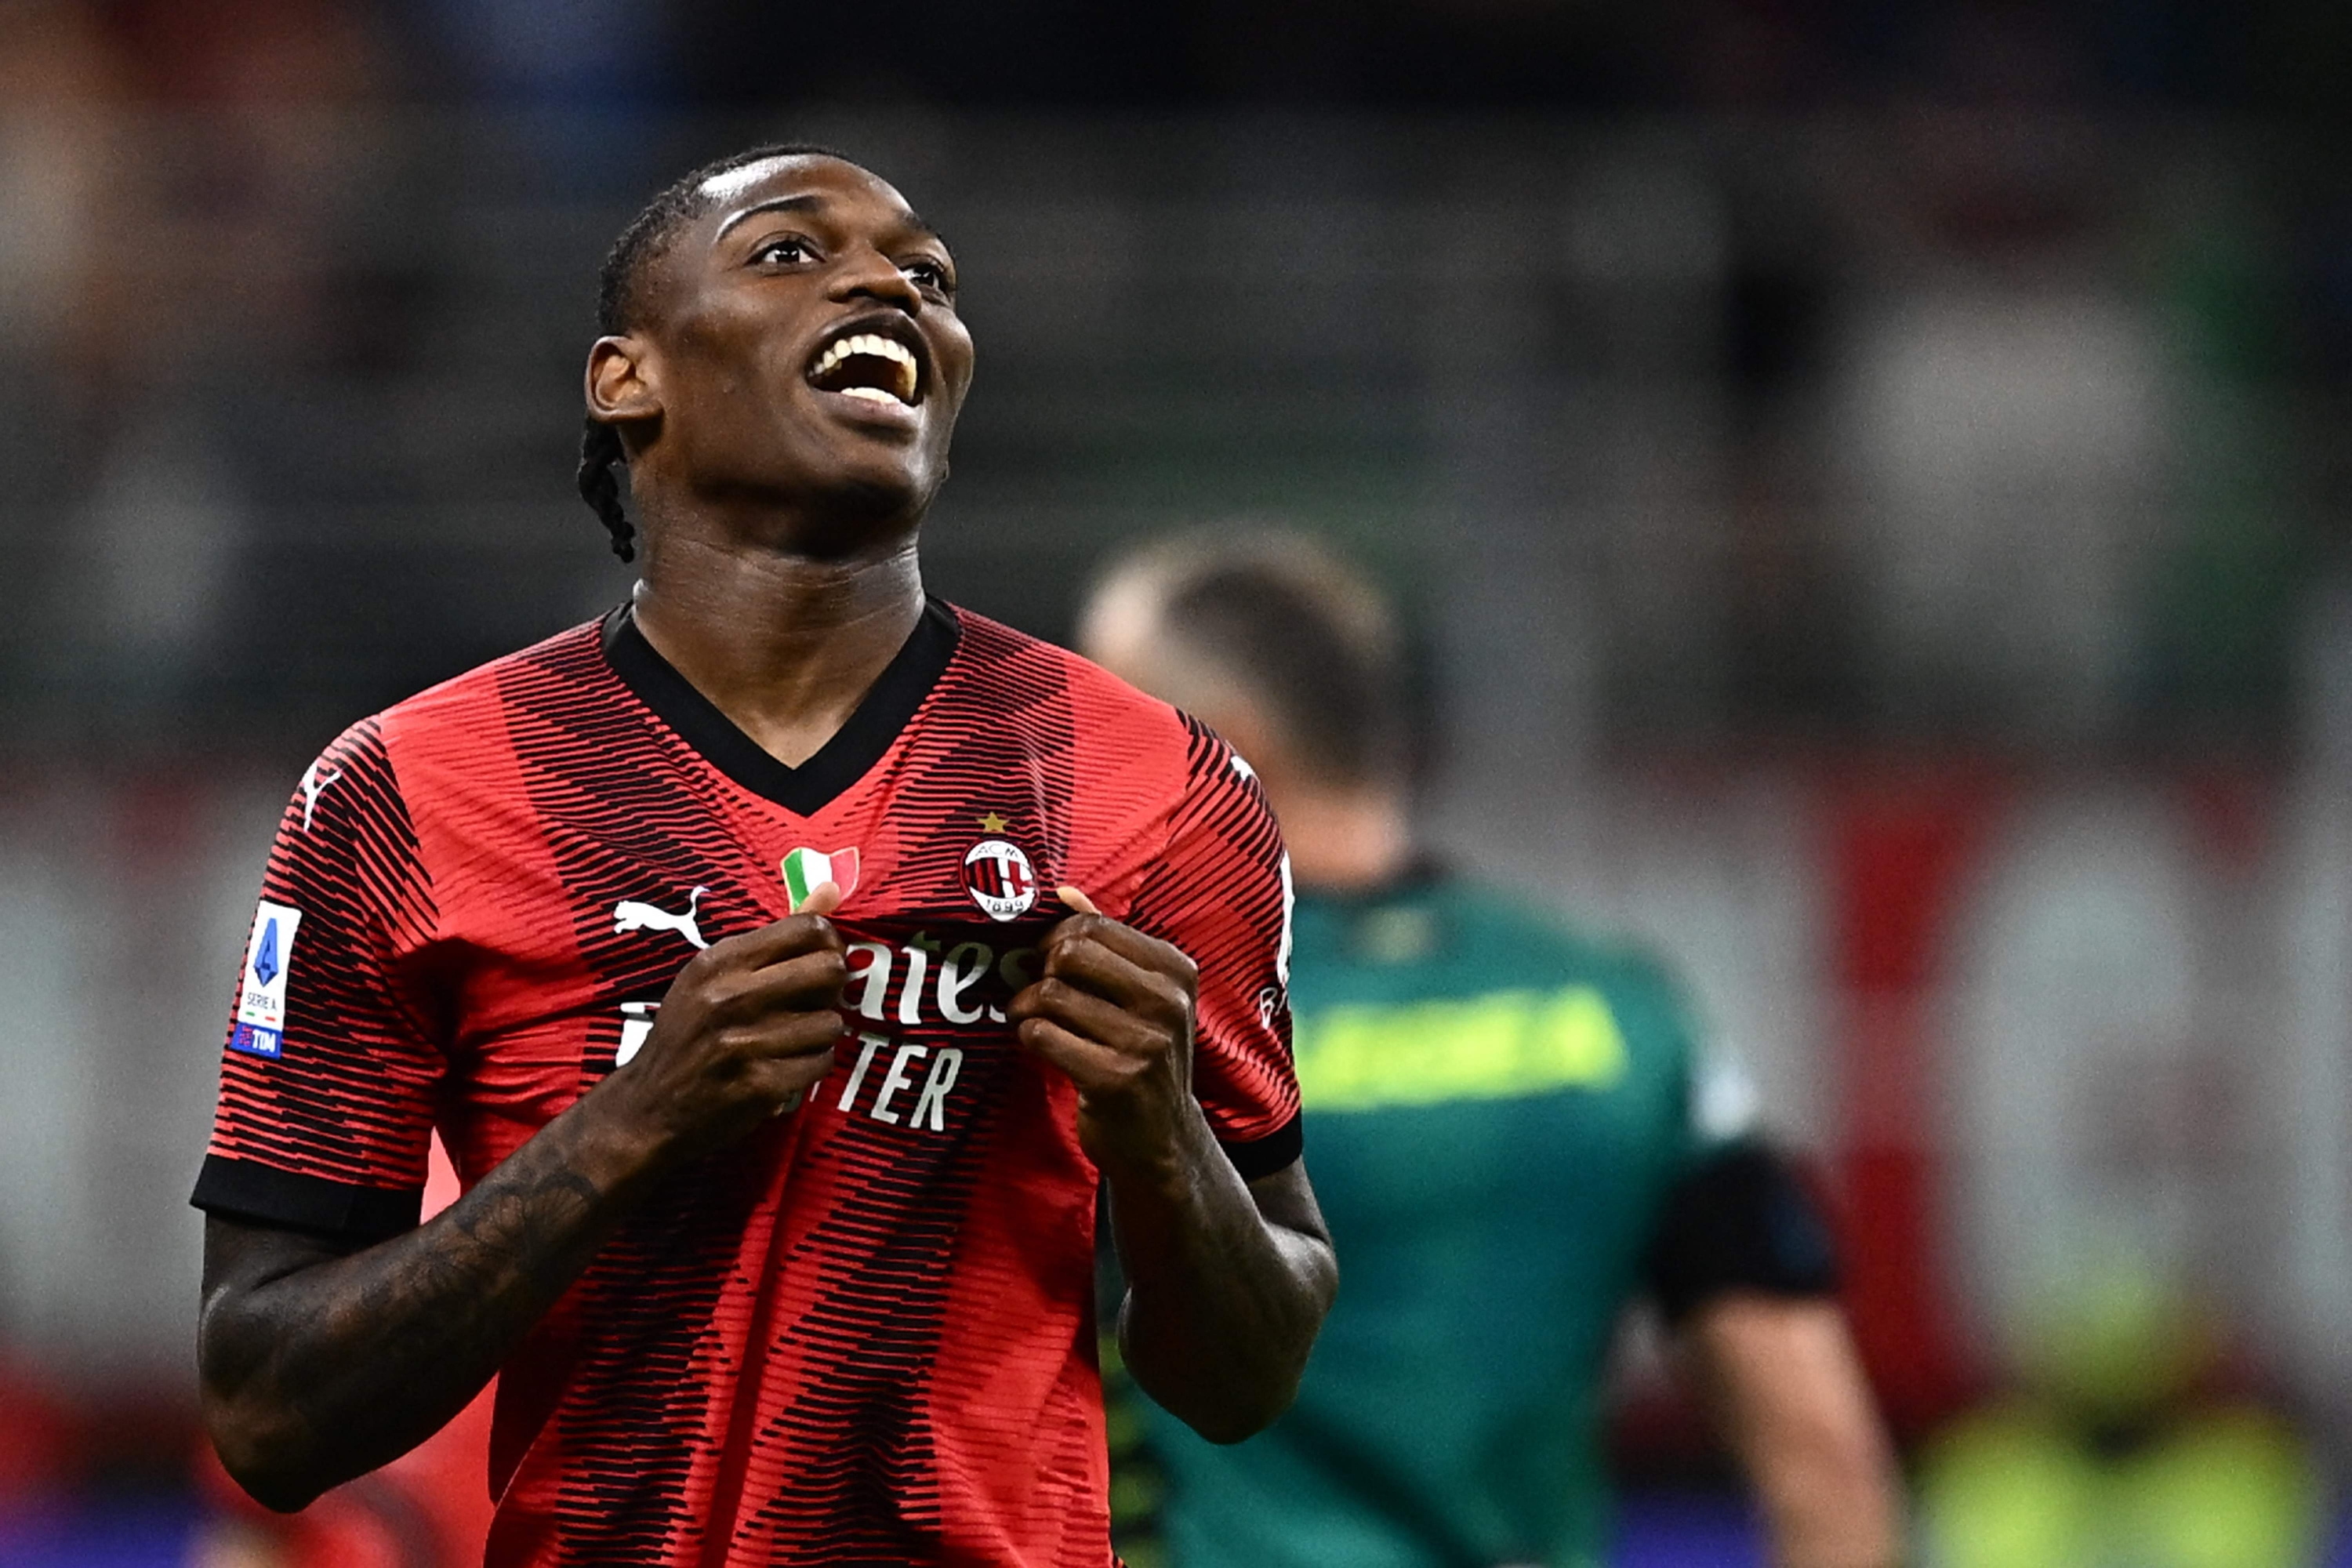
[977,811,1010,834]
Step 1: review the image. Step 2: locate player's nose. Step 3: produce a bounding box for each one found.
[828,244,924,314]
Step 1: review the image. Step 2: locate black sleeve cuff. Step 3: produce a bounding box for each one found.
[1219,1113,1305,1181]
[1644,1139,1840,1322]
[191,1155,423,1245]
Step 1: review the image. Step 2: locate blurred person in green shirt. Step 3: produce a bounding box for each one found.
[1080,532,1902,1568]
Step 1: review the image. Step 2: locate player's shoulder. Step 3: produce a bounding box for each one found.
[941,607,1269,870]
[945,605,1172,721]
[945,604,1224,784]
[381,616,608,734]
[308,616,612,786]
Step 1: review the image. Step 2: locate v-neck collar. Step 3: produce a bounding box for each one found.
[601,597,962,817]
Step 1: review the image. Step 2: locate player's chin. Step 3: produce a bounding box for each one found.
[771,408,946,524]
[789,452,941,540]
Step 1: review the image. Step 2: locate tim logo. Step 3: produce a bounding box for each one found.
[962,840,1037,922]
[613,887,709,950]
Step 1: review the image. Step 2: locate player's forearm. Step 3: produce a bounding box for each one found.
[1748,1408,1905,1568]
[1680,1296,1904,1568]
[1106,1118,1336,1444]
[198,1094,660,1511]
[1749,1427,1904,1568]
[201,909,848,1512]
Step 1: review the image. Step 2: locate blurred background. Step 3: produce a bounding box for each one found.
[5,0,2352,1562]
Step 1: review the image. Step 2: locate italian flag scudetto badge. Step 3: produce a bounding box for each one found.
[782,846,861,911]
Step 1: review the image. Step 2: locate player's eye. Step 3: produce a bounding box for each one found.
[903,257,955,296]
[750,235,815,267]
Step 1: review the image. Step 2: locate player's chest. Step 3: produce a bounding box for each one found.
[450,760,1073,972]
[443,781,1080,1131]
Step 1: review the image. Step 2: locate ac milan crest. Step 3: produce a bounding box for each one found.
[962,838,1038,922]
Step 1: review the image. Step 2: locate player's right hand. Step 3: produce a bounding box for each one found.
[594,882,849,1156]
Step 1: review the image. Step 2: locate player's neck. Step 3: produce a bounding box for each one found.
[629,535,926,770]
[1275,782,1414,894]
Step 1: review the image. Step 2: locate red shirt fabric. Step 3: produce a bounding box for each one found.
[193,601,1301,1567]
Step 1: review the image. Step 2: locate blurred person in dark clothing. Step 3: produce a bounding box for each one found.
[1080,532,1902,1568]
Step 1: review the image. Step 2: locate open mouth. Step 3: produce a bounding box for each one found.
[806,323,924,409]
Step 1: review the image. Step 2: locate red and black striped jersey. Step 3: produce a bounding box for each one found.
[192,601,1301,1567]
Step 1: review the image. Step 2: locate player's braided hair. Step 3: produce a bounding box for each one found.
[578,141,853,563]
[576,420,633,561]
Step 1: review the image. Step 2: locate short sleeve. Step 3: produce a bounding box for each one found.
[1639,964,1838,1316]
[191,720,445,1243]
[1639,961,1758,1173]
[1682,1036,1762,1166]
[1123,722,1302,1180]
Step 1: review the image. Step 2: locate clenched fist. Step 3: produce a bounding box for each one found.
[593,883,849,1161]
[1007,887,1207,1177]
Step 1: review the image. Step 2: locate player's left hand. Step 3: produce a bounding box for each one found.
[1007,886,1206,1176]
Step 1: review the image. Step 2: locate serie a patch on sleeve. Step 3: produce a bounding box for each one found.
[230,899,303,1058]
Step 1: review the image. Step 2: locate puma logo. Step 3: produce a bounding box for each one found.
[299,761,343,832]
[613,887,709,950]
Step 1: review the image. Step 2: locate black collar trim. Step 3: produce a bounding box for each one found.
[601,598,961,815]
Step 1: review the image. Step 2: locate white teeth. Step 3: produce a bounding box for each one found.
[838,385,906,406]
[810,332,920,405]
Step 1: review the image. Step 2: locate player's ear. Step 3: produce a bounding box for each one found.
[586,335,662,426]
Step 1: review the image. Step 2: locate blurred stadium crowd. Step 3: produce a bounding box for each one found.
[7,0,2352,1563]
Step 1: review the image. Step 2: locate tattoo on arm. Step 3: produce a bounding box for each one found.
[199,1109,645,1509]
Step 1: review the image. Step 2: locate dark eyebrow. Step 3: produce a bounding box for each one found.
[713,192,949,254]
